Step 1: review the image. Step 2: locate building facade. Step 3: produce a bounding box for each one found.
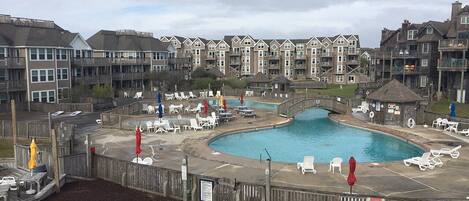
[373,1,469,102]
[161,34,363,84]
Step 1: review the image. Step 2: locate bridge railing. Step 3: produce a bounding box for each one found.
[277,95,349,117]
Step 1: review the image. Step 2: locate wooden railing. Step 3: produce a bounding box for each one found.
[277,96,349,117]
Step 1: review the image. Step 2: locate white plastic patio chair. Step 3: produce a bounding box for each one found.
[96,119,102,125]
[180,92,189,100]
[146,121,154,132]
[190,119,203,131]
[297,156,317,174]
[438,119,449,129]
[1,176,17,191]
[459,129,469,136]
[215,91,221,97]
[147,105,155,114]
[444,122,459,133]
[431,145,462,159]
[329,157,343,173]
[432,118,442,128]
[133,92,143,100]
[189,91,197,98]
[174,92,182,100]
[124,91,129,98]
[208,91,214,97]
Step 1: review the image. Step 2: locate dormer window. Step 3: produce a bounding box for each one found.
[258,44,264,49]
[461,16,469,24]
[244,40,251,45]
[426,27,433,34]
[285,44,291,49]
[407,30,417,40]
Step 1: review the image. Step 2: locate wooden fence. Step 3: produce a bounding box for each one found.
[63,153,87,177]
[0,120,75,141]
[0,102,93,113]
[91,154,413,201]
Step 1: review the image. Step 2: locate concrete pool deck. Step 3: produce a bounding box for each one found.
[88,107,469,200]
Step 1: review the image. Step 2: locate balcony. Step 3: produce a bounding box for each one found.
[392,65,429,75]
[0,80,26,91]
[321,62,333,67]
[294,64,306,69]
[267,64,280,70]
[438,58,468,71]
[112,72,145,80]
[267,55,280,60]
[230,60,241,66]
[168,58,191,65]
[439,39,468,50]
[347,60,359,65]
[347,49,359,55]
[321,52,332,57]
[0,57,26,69]
[295,55,306,60]
[73,58,152,66]
[230,52,241,56]
[72,75,112,85]
[205,55,216,60]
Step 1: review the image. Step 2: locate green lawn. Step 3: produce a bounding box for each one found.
[295,84,358,98]
[429,99,469,118]
[0,139,49,158]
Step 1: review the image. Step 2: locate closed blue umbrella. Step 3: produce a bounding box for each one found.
[158,103,163,118]
[157,92,162,104]
[450,102,456,118]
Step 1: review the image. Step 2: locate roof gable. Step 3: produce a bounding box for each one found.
[70,33,92,50]
[280,39,295,49]
[367,79,423,103]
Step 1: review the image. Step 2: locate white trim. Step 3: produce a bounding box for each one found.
[31,69,55,83]
[31,90,56,103]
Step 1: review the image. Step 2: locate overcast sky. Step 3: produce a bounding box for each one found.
[0,0,462,47]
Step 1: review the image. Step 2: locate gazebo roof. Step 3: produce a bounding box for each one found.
[271,75,291,84]
[367,79,423,103]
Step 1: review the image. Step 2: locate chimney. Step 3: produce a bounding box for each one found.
[452,1,462,21]
[402,20,411,30]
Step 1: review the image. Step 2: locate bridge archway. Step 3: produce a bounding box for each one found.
[277,97,349,118]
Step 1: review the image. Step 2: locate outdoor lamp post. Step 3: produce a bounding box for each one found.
[399,49,409,86]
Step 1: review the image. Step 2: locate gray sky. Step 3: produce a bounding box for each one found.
[0,0,460,47]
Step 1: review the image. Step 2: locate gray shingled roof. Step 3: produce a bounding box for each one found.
[271,75,291,84]
[247,72,270,83]
[367,79,423,103]
[87,30,167,51]
[0,22,73,47]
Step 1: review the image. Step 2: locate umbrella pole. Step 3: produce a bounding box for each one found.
[350,186,352,194]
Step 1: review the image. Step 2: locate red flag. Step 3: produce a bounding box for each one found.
[223,98,227,111]
[347,157,357,187]
[135,127,142,156]
[240,93,244,105]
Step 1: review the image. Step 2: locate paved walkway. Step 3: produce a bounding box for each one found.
[87,108,469,200]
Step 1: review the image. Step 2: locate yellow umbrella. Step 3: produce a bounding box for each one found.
[28,139,37,171]
[219,95,224,107]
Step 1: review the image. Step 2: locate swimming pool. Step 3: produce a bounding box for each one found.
[209,109,423,163]
[209,99,277,110]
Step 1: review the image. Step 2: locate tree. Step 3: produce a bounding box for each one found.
[91,84,114,99]
[360,57,370,75]
[223,78,247,89]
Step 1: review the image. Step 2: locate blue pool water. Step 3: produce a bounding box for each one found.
[209,99,277,110]
[209,109,423,163]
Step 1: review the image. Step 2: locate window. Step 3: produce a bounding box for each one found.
[58,88,69,100]
[421,59,428,67]
[155,52,167,60]
[338,46,343,53]
[30,48,54,61]
[0,48,5,59]
[312,48,316,55]
[422,43,430,54]
[31,69,54,83]
[32,90,55,103]
[407,30,417,40]
[426,27,433,34]
[0,69,5,81]
[461,16,469,24]
[348,75,355,83]
[56,49,67,60]
[57,68,68,80]
[336,75,344,83]
[420,76,427,87]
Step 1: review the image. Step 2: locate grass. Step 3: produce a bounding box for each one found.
[429,99,469,118]
[295,84,358,98]
[0,138,49,158]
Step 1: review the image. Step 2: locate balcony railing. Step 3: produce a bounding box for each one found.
[321,52,332,57]
[205,55,216,60]
[347,60,359,65]
[438,58,468,70]
[321,62,333,66]
[295,55,306,60]
[230,52,241,56]
[391,65,429,74]
[73,58,152,66]
[294,64,306,69]
[0,57,26,69]
[72,75,112,84]
[168,58,191,65]
[439,39,468,50]
[112,72,146,80]
[0,80,26,91]
[230,60,241,65]
[347,49,359,55]
[267,65,280,70]
[267,55,280,60]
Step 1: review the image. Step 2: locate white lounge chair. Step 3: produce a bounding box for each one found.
[329,157,342,173]
[165,93,174,100]
[444,122,459,133]
[96,119,102,125]
[199,91,207,98]
[162,121,181,133]
[124,91,129,98]
[189,91,197,99]
[297,156,317,174]
[438,119,449,129]
[0,176,17,191]
[208,91,214,97]
[431,145,462,159]
[70,111,82,116]
[215,91,221,97]
[190,119,203,131]
[403,152,442,171]
[147,105,155,114]
[459,129,469,136]
[51,111,64,116]
[133,92,143,100]
[174,92,182,100]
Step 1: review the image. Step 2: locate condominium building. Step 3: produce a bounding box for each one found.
[373,1,468,102]
[161,34,362,84]
[0,14,75,104]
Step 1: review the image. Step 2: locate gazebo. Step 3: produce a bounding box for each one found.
[366,79,424,127]
[271,75,291,93]
[246,72,271,92]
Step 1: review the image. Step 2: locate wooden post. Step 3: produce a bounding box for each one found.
[51,129,61,193]
[461,71,465,103]
[11,100,17,145]
[182,155,188,201]
[265,159,271,201]
[86,134,91,177]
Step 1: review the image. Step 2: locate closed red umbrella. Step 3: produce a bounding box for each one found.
[240,93,244,105]
[135,127,142,158]
[203,99,209,116]
[223,98,227,111]
[347,156,357,194]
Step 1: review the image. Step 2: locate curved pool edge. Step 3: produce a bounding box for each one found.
[198,113,430,166]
